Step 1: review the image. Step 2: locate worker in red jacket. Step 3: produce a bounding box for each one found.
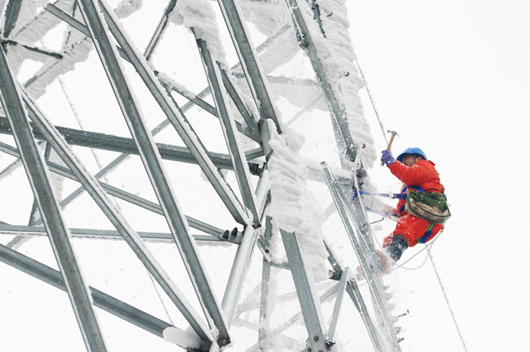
[379,147,445,271]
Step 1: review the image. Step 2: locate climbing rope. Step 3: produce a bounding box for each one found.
[352,51,388,145]
[427,247,469,352]
[352,40,468,352]
[369,221,468,352]
[392,233,440,271]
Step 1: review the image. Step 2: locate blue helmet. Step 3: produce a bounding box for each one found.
[396,147,428,162]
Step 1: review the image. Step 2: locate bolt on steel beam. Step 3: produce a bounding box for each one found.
[222,225,261,328]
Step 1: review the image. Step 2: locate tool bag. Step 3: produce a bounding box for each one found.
[405,189,451,224]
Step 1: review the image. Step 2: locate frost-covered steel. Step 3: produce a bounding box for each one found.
[0,0,398,351]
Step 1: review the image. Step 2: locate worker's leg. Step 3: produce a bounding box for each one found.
[382,214,443,263]
[384,235,409,262]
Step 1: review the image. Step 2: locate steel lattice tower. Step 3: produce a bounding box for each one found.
[0,1,402,351]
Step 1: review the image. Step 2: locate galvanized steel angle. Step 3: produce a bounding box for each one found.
[20,86,215,344]
[0,44,108,352]
[97,0,249,227]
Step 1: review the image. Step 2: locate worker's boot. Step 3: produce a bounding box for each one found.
[355,250,391,277]
[374,250,391,275]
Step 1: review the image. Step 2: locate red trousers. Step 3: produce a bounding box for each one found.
[383,213,444,248]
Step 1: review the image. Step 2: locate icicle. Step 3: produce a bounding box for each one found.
[267,120,329,282]
[300,0,377,168]
[169,0,230,70]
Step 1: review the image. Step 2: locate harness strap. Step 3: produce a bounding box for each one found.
[399,185,425,213]
[350,190,406,202]
[402,185,425,194]
[417,222,435,244]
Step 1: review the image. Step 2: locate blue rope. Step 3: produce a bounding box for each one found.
[350,190,406,203]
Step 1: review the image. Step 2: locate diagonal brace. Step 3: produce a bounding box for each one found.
[78,0,230,345]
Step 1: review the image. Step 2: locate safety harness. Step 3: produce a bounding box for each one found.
[352,185,446,243]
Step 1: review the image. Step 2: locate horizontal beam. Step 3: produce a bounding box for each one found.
[0,116,264,173]
[0,223,242,244]
[45,3,261,145]
[0,140,229,239]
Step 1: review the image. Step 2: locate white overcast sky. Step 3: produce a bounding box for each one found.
[347,1,530,351]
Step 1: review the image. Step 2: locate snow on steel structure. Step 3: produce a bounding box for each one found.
[0,1,401,351]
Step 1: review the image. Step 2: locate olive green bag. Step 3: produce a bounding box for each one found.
[405,190,451,224]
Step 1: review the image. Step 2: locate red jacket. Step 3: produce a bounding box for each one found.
[388,160,444,217]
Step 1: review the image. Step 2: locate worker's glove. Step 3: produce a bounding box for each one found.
[381,150,396,166]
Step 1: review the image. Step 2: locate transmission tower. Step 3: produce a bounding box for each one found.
[0,1,402,351]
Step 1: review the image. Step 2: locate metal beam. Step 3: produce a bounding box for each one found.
[0,115,263,172]
[80,0,230,345]
[158,77,218,117]
[2,0,22,37]
[245,283,339,352]
[143,0,176,61]
[222,225,260,328]
[19,88,214,344]
[29,10,292,227]
[98,0,248,227]
[327,266,349,344]
[0,43,107,352]
[231,72,319,87]
[258,257,271,348]
[321,162,401,351]
[220,69,260,141]
[0,138,226,238]
[285,0,358,166]
[0,243,172,339]
[194,35,259,224]
[45,3,90,36]
[324,240,385,351]
[346,280,385,352]
[217,0,282,133]
[0,223,238,243]
[280,229,328,351]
